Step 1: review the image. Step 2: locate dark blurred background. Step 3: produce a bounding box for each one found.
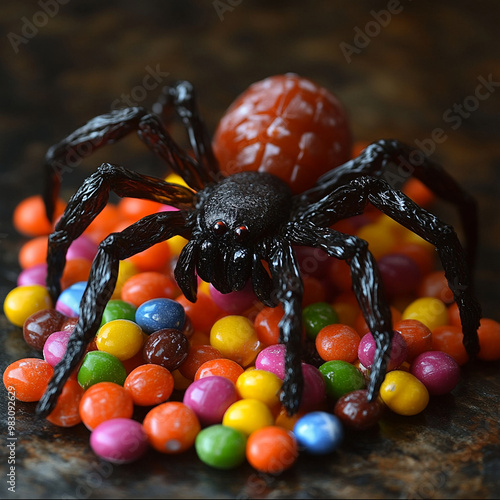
[0,1,499,498]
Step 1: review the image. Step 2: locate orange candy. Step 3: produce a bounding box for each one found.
[121,271,178,307]
[83,203,121,243]
[254,305,284,346]
[18,236,48,269]
[302,276,326,307]
[402,178,436,208]
[46,378,84,427]
[246,426,299,474]
[118,197,164,222]
[176,293,225,335]
[315,323,360,363]
[79,381,134,430]
[178,344,222,380]
[477,318,500,361]
[448,302,462,327]
[13,195,66,237]
[431,325,469,365]
[60,258,93,290]
[125,240,172,273]
[143,401,201,454]
[194,358,244,384]
[124,364,174,406]
[393,319,433,362]
[354,306,402,336]
[3,358,54,402]
[417,270,454,304]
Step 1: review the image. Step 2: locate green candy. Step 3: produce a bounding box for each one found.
[100,299,137,327]
[77,351,127,390]
[195,425,247,469]
[302,302,339,339]
[319,360,365,400]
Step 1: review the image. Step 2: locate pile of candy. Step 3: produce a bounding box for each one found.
[3,166,500,473]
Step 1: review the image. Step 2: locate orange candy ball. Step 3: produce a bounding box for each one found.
[417,270,454,304]
[254,305,284,346]
[246,426,299,474]
[3,358,54,402]
[393,319,433,362]
[178,344,222,380]
[13,195,66,237]
[477,318,500,361]
[194,358,244,385]
[143,401,201,454]
[60,258,93,290]
[315,323,360,363]
[121,272,178,307]
[18,236,48,269]
[79,381,134,430]
[431,325,469,365]
[124,364,174,406]
[125,240,172,273]
[176,293,225,335]
[46,378,84,427]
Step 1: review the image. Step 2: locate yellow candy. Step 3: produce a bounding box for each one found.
[236,369,282,409]
[356,222,398,259]
[210,315,262,367]
[4,285,53,327]
[111,260,139,300]
[96,319,144,360]
[380,370,429,416]
[167,235,188,256]
[402,297,448,331]
[222,398,274,435]
[165,173,189,188]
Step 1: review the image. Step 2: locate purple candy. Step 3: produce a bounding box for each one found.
[209,281,257,314]
[43,330,72,366]
[410,351,460,395]
[300,363,326,410]
[17,263,47,287]
[377,253,422,297]
[255,344,287,379]
[358,331,408,371]
[67,235,98,261]
[90,418,149,464]
[183,376,239,426]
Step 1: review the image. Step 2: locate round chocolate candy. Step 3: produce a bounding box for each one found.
[333,389,384,430]
[23,308,66,351]
[143,328,189,371]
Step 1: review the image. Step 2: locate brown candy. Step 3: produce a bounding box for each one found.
[333,389,384,430]
[23,308,67,351]
[143,328,189,371]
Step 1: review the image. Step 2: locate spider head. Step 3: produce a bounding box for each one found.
[193,171,292,293]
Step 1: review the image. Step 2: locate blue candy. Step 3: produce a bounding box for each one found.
[293,411,344,454]
[135,298,185,334]
[55,281,87,317]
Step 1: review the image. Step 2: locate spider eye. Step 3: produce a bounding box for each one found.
[235,225,249,242]
[213,220,228,235]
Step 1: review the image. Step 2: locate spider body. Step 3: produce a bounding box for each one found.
[36,74,481,418]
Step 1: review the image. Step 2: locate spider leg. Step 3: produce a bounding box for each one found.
[301,139,478,269]
[44,107,149,220]
[46,163,194,302]
[153,80,220,181]
[288,223,393,401]
[36,210,189,418]
[298,175,481,362]
[266,238,304,414]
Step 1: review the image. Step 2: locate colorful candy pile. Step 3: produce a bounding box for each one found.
[3,167,500,473]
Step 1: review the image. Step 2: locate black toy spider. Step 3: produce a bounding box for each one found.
[36,75,481,417]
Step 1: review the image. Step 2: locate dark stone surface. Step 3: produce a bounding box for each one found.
[1,1,499,498]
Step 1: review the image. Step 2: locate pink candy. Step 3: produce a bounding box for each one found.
[43,330,71,366]
[90,418,149,464]
[410,351,460,395]
[67,235,98,261]
[209,281,257,314]
[358,331,408,371]
[183,376,239,426]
